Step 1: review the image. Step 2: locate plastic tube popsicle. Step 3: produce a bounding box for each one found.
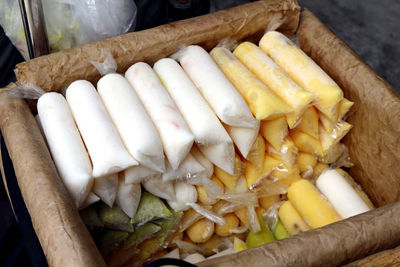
[142,174,175,201]
[288,179,341,229]
[66,80,138,177]
[116,172,141,218]
[162,153,206,182]
[260,31,343,121]
[191,145,214,178]
[177,45,256,128]
[210,47,293,120]
[37,92,93,208]
[80,193,100,210]
[233,42,315,128]
[124,165,160,184]
[278,201,310,235]
[125,63,194,170]
[93,173,118,207]
[154,58,234,174]
[224,121,260,159]
[316,169,370,219]
[97,73,165,172]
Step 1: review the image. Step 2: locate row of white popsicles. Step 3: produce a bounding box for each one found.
[37,45,260,211]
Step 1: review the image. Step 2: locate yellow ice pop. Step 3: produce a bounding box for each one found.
[288,179,341,229]
[279,201,310,235]
[260,31,343,121]
[295,107,319,139]
[260,117,288,151]
[320,122,352,156]
[291,130,323,157]
[210,46,293,120]
[234,42,315,128]
[320,98,354,134]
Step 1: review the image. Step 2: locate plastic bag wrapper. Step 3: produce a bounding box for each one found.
[162,154,206,182]
[142,174,175,201]
[174,240,205,255]
[89,49,118,76]
[124,165,160,184]
[5,83,46,99]
[248,206,261,232]
[0,0,28,59]
[253,179,289,198]
[179,208,203,232]
[0,0,137,58]
[217,192,258,207]
[263,201,284,232]
[228,226,248,234]
[267,138,298,167]
[329,143,354,169]
[188,203,226,226]
[167,181,198,212]
[213,200,243,216]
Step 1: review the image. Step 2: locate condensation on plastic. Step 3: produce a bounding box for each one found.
[5,83,46,99]
[0,0,137,59]
[89,49,118,76]
[263,201,284,232]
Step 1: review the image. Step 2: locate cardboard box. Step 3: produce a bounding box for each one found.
[1,0,400,266]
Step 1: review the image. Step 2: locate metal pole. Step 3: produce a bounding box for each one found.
[18,0,49,59]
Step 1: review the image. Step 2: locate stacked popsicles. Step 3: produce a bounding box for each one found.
[36,30,374,265]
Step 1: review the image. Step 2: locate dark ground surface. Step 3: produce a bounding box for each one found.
[0,1,399,266]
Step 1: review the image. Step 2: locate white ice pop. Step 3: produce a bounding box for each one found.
[115,172,141,218]
[176,45,257,128]
[142,174,175,201]
[80,193,100,210]
[316,169,370,219]
[66,80,138,177]
[154,58,235,174]
[162,153,206,182]
[93,173,118,207]
[191,145,214,179]
[37,92,93,208]
[124,165,160,184]
[167,181,198,212]
[224,121,260,159]
[125,63,194,170]
[97,73,165,172]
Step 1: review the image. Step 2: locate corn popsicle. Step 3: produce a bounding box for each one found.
[66,80,138,177]
[260,117,288,151]
[295,107,319,139]
[177,45,257,128]
[154,58,235,174]
[319,122,352,156]
[278,201,310,235]
[214,154,242,190]
[233,41,315,128]
[291,131,323,157]
[210,47,293,120]
[247,135,266,171]
[37,92,93,208]
[316,169,370,219]
[125,62,194,170]
[297,152,317,175]
[288,179,341,229]
[320,98,354,134]
[260,31,343,121]
[97,73,165,172]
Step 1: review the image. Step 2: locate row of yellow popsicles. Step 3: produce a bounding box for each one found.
[175,31,374,254]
